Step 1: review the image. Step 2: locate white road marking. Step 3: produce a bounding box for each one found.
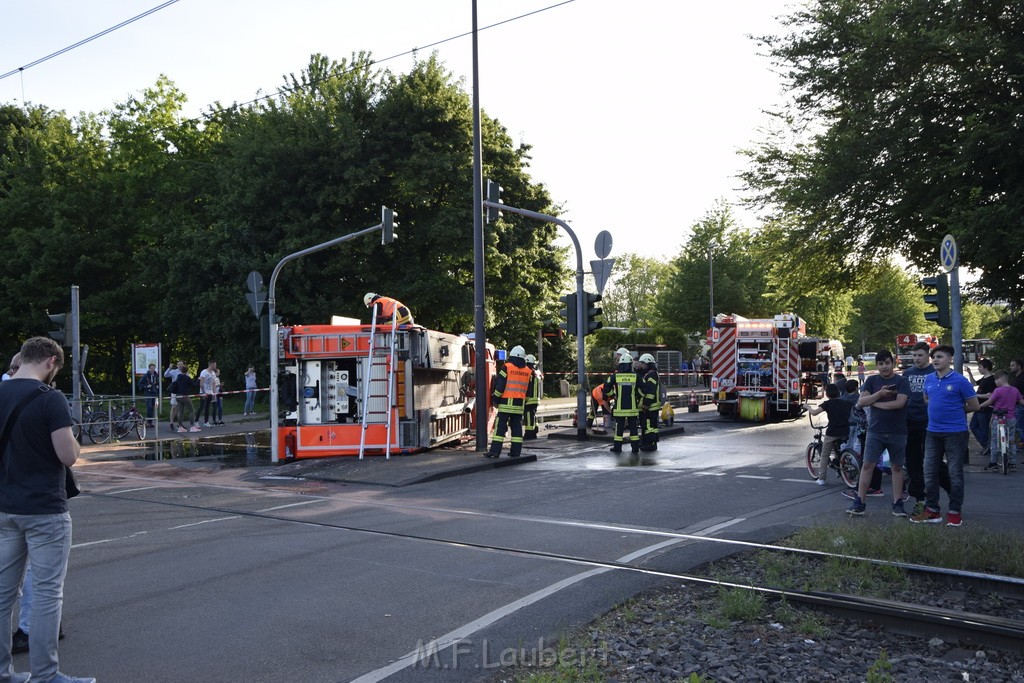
[781,478,821,484]
[256,500,321,512]
[104,486,165,495]
[72,531,148,549]
[349,517,745,683]
[169,516,241,530]
[736,475,771,480]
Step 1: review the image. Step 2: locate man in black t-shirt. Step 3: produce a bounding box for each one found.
[806,383,852,484]
[0,337,94,683]
[966,359,996,460]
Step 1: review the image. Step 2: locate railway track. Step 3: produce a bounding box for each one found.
[84,484,1024,652]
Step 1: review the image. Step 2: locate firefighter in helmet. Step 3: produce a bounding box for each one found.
[487,345,535,458]
[603,352,641,453]
[637,353,662,452]
[363,292,414,326]
[523,354,543,440]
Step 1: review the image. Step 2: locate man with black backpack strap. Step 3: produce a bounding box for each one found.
[0,336,95,683]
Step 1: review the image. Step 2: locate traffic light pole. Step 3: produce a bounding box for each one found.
[267,219,387,464]
[70,286,81,424]
[951,266,963,373]
[482,201,589,440]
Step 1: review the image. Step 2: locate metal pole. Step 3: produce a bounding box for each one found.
[471,0,488,451]
[951,264,963,373]
[482,201,587,439]
[708,243,716,328]
[268,223,383,463]
[70,285,81,425]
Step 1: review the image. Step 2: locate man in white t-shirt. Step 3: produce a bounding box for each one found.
[198,360,218,427]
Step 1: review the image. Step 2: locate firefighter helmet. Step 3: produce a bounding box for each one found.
[525,354,537,364]
[619,352,633,364]
[639,353,655,364]
[615,347,629,357]
[509,345,526,359]
[363,292,378,307]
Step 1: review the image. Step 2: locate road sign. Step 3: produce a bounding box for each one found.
[246,292,267,318]
[590,258,615,296]
[594,230,613,259]
[939,234,957,274]
[246,270,264,293]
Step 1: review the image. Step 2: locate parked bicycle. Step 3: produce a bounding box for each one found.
[110,404,147,441]
[805,412,860,488]
[994,409,1011,475]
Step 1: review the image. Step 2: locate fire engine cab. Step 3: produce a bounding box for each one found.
[895,333,938,369]
[276,318,493,459]
[708,313,808,421]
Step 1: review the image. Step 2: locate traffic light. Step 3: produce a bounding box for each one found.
[558,293,577,336]
[922,274,951,328]
[47,313,68,346]
[583,291,603,335]
[485,179,503,223]
[382,206,398,244]
[260,313,283,349]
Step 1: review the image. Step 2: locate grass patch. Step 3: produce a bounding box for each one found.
[510,634,607,683]
[718,586,766,621]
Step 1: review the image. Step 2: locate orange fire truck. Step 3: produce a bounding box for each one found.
[276,319,494,459]
[895,333,939,369]
[708,313,812,421]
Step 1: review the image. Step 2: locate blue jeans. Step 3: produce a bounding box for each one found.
[924,431,968,514]
[1017,405,1024,446]
[0,511,72,681]
[244,389,256,413]
[970,411,991,454]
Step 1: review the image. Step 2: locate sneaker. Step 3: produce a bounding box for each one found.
[11,627,28,653]
[892,500,907,517]
[946,511,963,527]
[911,508,943,524]
[912,501,926,516]
[815,478,826,486]
[846,497,865,516]
[177,427,187,433]
[866,488,885,497]
[1009,463,1017,471]
[983,462,999,472]
[204,422,212,427]
[189,426,202,433]
[50,674,97,683]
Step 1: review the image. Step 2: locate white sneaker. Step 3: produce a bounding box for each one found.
[51,673,97,683]
[189,426,202,432]
[816,478,826,486]
[204,422,212,427]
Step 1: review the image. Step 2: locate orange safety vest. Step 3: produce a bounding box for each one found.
[494,363,533,414]
[374,296,412,324]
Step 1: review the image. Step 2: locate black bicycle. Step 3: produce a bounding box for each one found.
[805,412,860,487]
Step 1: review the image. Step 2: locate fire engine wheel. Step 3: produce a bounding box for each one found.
[839,449,861,488]
[805,442,821,479]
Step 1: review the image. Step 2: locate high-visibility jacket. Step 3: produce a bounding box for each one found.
[639,368,662,412]
[526,368,543,406]
[591,385,609,410]
[492,361,533,414]
[372,296,413,324]
[604,371,639,417]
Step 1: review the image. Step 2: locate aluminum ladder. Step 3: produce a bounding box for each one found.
[774,334,791,415]
[358,308,398,459]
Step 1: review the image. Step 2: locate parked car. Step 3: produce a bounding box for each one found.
[860,352,877,363]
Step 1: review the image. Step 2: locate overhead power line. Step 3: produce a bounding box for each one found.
[0,0,181,81]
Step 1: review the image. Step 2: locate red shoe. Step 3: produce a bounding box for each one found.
[911,508,942,524]
[946,512,962,527]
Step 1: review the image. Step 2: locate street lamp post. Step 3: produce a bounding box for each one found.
[708,241,718,327]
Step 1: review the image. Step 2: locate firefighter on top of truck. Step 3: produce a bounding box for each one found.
[523,354,542,440]
[363,292,414,325]
[604,352,641,454]
[487,345,535,459]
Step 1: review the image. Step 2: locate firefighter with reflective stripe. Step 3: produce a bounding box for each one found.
[637,353,662,452]
[364,292,414,325]
[523,354,542,440]
[603,352,641,453]
[487,345,535,458]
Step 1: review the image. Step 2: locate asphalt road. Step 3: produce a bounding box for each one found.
[42,411,1022,682]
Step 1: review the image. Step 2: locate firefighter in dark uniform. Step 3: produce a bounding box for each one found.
[637,353,662,452]
[487,345,535,458]
[364,292,414,325]
[604,352,641,453]
[523,354,542,440]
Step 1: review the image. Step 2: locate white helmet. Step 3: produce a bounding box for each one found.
[509,345,526,359]
[525,354,536,364]
[639,353,655,364]
[615,347,629,358]
[619,352,633,364]
[363,292,378,307]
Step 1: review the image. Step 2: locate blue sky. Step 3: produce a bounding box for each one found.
[1,0,793,264]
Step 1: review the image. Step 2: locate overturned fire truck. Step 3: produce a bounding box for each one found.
[708,313,817,421]
[275,318,494,459]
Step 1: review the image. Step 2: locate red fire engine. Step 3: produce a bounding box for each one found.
[276,319,494,459]
[895,333,939,369]
[707,313,810,421]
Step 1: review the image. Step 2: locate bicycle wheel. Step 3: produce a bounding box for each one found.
[86,412,111,444]
[134,416,147,440]
[838,449,861,488]
[71,419,82,441]
[805,442,821,479]
[999,424,1009,475]
[112,417,133,440]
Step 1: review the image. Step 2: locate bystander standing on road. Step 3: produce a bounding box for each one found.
[213,369,224,426]
[170,367,200,433]
[846,354,855,375]
[198,360,217,428]
[857,357,866,384]
[850,350,910,517]
[805,383,851,486]
[965,359,996,461]
[911,345,979,527]
[979,370,1024,471]
[0,336,95,683]
[903,342,950,516]
[164,361,185,430]
[243,367,257,415]
[138,363,160,426]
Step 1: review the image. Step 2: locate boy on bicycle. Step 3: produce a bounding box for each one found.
[979,370,1024,471]
[806,382,851,485]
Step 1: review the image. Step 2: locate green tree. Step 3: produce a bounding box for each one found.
[600,253,670,328]
[742,0,1024,312]
[847,263,935,354]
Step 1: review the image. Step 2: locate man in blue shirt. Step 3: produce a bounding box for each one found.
[902,342,950,515]
[850,350,911,517]
[911,345,979,527]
